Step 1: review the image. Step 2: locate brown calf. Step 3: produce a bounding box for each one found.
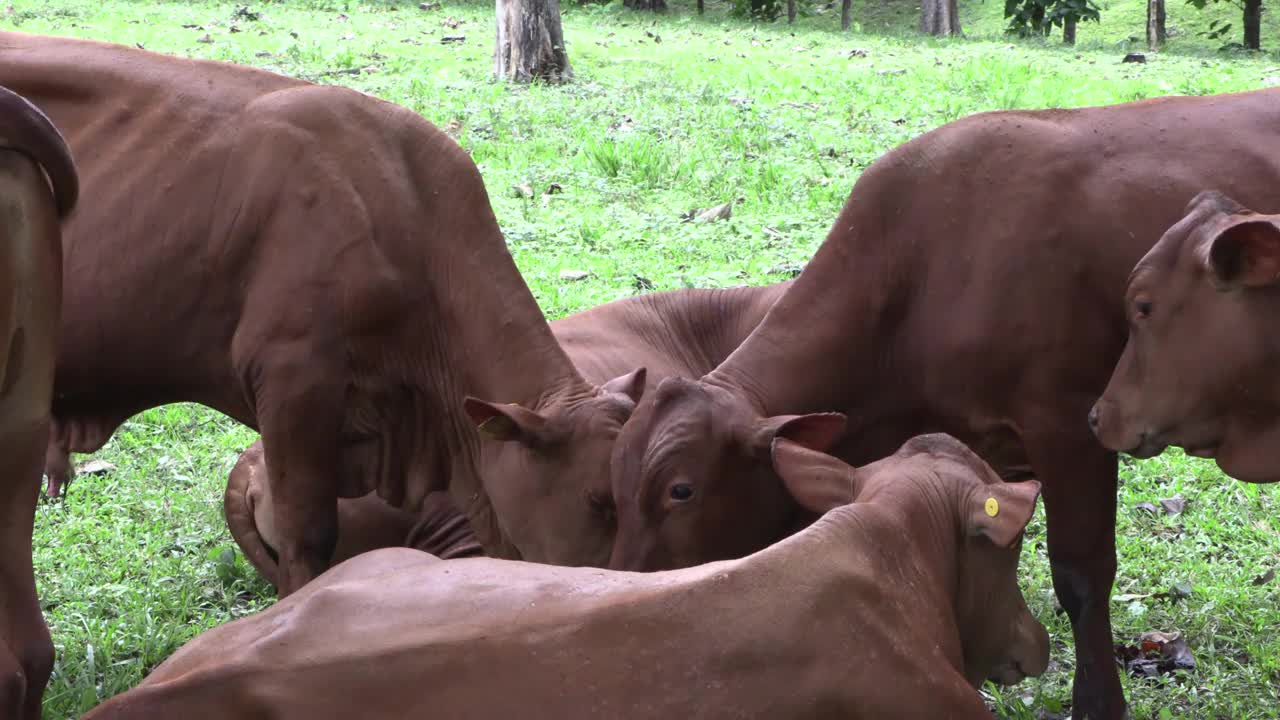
[0,84,76,720]
[225,283,790,588]
[87,435,1047,720]
[1092,191,1280,483]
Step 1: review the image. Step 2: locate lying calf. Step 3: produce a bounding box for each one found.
[90,433,1048,720]
[224,440,480,587]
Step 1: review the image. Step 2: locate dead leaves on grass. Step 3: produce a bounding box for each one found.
[1114,631,1196,679]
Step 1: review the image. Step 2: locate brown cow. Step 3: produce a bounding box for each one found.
[0,31,643,595]
[1091,191,1280,483]
[0,85,77,720]
[607,88,1280,719]
[85,434,1049,720]
[226,283,790,588]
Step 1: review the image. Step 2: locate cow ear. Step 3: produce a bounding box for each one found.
[601,367,647,404]
[1206,219,1280,289]
[754,412,847,455]
[463,398,550,444]
[770,438,856,514]
[968,480,1041,549]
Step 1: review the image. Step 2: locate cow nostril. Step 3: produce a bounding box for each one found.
[1087,405,1100,433]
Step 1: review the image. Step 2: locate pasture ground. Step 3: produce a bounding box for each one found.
[5,0,1280,717]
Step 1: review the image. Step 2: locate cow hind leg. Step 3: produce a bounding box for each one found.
[1024,428,1126,720]
[249,350,344,596]
[0,422,55,720]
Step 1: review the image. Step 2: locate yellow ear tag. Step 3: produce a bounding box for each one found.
[984,497,999,517]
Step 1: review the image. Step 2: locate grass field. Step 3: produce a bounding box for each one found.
[5,0,1280,717]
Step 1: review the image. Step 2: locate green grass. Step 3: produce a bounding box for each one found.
[4,0,1280,717]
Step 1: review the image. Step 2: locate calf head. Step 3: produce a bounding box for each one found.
[1092,191,1280,482]
[608,376,846,570]
[773,434,1049,688]
[466,368,647,567]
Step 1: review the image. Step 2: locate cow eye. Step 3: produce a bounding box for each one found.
[668,483,694,502]
[1135,299,1152,319]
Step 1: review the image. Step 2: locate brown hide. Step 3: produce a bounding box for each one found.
[225,284,789,588]
[608,87,1280,719]
[0,31,646,594]
[1093,192,1280,482]
[86,435,1046,720]
[0,85,75,720]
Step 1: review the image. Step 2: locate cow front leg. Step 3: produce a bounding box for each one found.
[1026,432,1126,720]
[254,360,343,597]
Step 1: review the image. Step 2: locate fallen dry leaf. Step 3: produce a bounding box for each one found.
[196,33,213,44]
[696,203,732,223]
[1159,494,1186,515]
[512,182,534,199]
[1114,631,1196,678]
[76,459,117,476]
[441,35,465,44]
[558,270,590,282]
[1135,501,1159,515]
[1253,568,1276,586]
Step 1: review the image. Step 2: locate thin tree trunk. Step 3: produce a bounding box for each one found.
[787,0,796,22]
[494,0,572,82]
[1063,15,1076,43]
[697,0,704,13]
[1243,0,1262,49]
[841,0,852,30]
[1146,0,1166,49]
[919,0,960,36]
[623,0,667,10]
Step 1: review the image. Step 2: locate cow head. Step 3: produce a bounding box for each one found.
[1091,191,1280,483]
[773,434,1048,688]
[465,368,647,567]
[607,376,846,570]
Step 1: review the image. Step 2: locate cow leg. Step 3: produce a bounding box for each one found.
[251,352,343,597]
[1025,431,1125,720]
[0,421,54,720]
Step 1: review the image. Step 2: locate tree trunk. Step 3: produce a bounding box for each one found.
[787,0,796,22]
[841,0,852,30]
[1146,0,1166,50]
[623,0,667,10]
[697,0,704,13]
[919,0,960,36]
[1063,15,1076,44]
[1243,0,1262,49]
[494,0,572,83]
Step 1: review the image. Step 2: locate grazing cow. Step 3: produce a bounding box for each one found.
[607,88,1280,719]
[0,85,77,720]
[85,434,1049,720]
[226,283,790,588]
[0,30,648,595]
[1091,192,1280,483]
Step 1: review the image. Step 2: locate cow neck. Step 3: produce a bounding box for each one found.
[702,191,899,416]
[809,474,966,667]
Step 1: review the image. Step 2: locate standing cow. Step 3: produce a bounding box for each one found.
[0,85,77,720]
[1091,191,1280,482]
[606,88,1280,719]
[0,31,643,595]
